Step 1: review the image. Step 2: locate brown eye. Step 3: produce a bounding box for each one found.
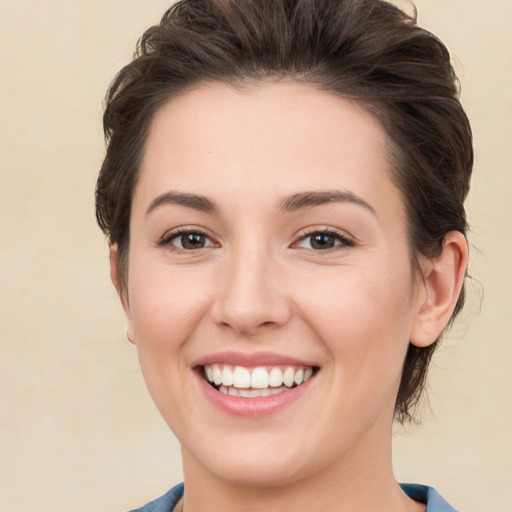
[180,232,207,249]
[164,230,216,250]
[310,233,336,250]
[296,230,353,251]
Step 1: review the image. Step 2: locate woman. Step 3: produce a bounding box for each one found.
[96,0,472,510]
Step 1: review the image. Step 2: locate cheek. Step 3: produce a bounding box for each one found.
[295,262,415,368]
[126,260,216,427]
[127,259,214,354]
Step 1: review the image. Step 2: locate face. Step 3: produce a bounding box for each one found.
[120,82,427,487]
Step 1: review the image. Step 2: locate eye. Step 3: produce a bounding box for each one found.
[160,229,217,250]
[296,230,353,251]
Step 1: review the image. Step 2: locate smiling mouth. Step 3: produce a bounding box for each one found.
[200,364,317,397]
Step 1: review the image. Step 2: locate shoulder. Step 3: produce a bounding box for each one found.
[401,483,459,512]
[128,483,184,512]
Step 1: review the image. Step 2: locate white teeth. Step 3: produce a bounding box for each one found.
[221,366,233,386]
[294,368,304,385]
[219,385,282,397]
[203,363,315,393]
[213,364,222,385]
[232,366,251,388]
[228,387,239,396]
[251,367,269,388]
[268,367,283,387]
[283,367,295,387]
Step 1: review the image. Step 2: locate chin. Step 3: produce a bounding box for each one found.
[181,429,331,490]
[204,457,312,488]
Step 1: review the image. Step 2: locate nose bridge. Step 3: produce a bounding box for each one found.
[212,237,290,335]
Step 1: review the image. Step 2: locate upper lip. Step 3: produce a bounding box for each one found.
[192,351,318,368]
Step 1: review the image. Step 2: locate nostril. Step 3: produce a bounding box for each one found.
[218,321,234,331]
[216,319,278,335]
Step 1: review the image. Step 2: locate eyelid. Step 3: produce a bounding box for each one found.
[157,226,220,249]
[292,227,355,250]
[156,225,354,252]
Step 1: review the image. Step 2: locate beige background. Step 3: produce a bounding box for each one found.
[0,1,510,511]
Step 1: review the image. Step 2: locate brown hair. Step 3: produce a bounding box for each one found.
[96,0,473,423]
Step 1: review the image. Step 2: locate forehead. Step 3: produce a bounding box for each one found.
[136,81,401,218]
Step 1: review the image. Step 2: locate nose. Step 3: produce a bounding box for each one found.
[210,246,292,336]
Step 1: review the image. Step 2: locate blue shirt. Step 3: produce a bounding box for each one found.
[129,482,458,511]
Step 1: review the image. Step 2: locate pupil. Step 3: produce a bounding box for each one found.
[311,234,334,249]
[182,233,205,249]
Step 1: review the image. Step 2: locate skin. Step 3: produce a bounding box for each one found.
[111,82,467,512]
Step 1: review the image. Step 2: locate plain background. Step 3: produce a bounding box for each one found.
[0,1,511,511]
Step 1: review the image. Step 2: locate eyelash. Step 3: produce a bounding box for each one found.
[294,229,354,252]
[159,227,354,255]
[157,228,218,251]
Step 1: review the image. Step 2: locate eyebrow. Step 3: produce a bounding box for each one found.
[146,191,219,216]
[145,189,376,217]
[279,190,376,215]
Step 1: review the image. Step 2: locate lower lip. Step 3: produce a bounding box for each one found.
[195,371,315,418]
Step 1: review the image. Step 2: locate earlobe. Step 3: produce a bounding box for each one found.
[109,245,136,345]
[410,231,468,348]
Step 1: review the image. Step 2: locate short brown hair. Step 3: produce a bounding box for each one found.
[96,0,473,423]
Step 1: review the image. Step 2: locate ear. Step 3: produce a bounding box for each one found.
[410,231,468,347]
[109,245,135,345]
